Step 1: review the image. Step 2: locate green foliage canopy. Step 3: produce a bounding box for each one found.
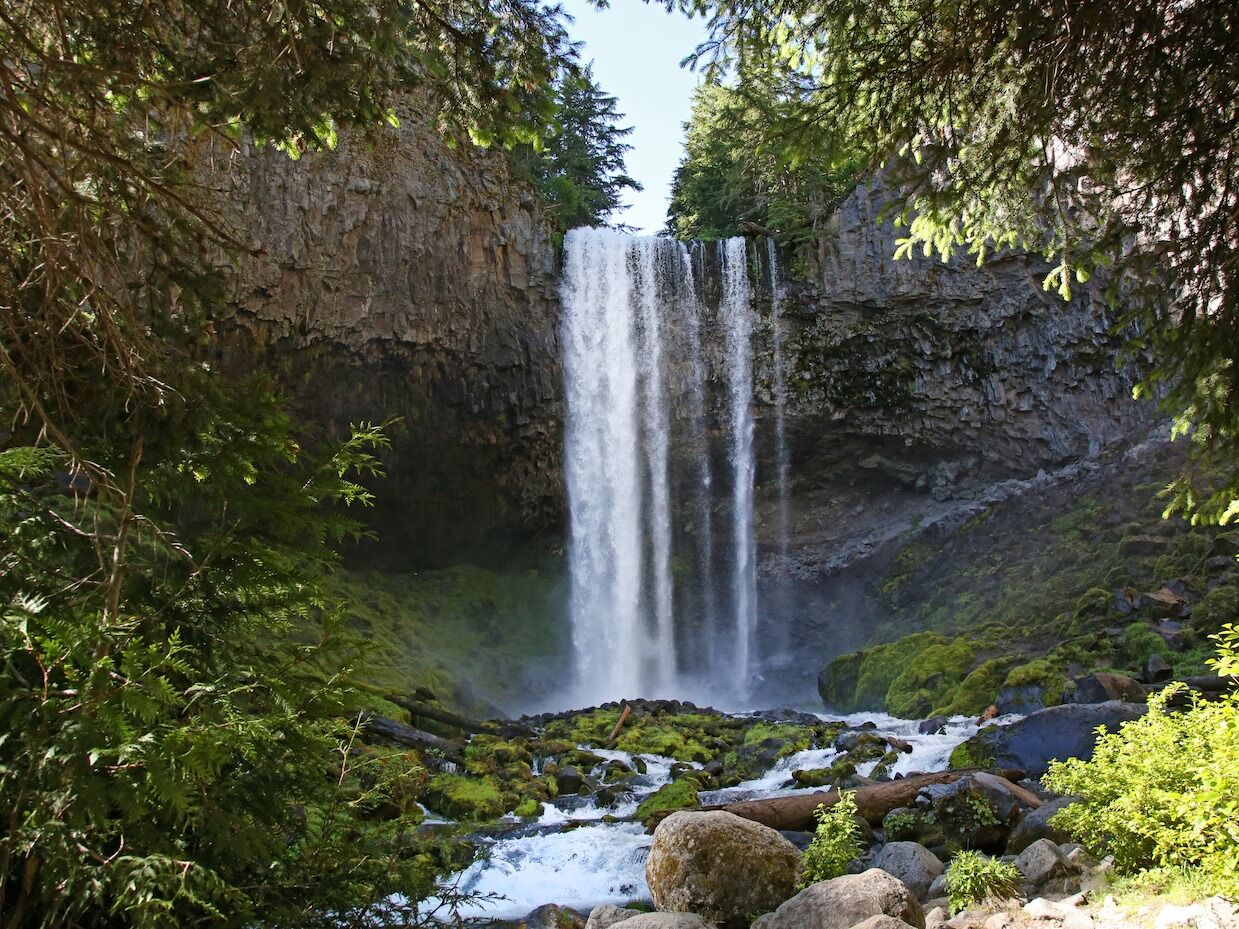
[674,0,1239,519]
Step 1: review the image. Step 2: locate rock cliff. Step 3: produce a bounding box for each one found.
[202,98,563,565]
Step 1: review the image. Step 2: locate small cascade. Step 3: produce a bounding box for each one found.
[767,239,791,563]
[720,237,758,696]
[560,229,760,705]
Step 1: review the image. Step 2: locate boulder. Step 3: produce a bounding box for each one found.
[852,917,918,929]
[1014,838,1071,887]
[1007,797,1078,854]
[757,869,925,929]
[918,774,1023,852]
[995,685,1044,716]
[1138,587,1189,618]
[918,717,948,736]
[604,915,712,929]
[873,842,944,900]
[645,811,801,929]
[1143,654,1174,684]
[506,905,587,929]
[556,765,587,795]
[1068,673,1146,705]
[949,702,1147,776]
[585,905,642,929]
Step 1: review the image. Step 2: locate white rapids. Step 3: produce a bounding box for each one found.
[441,712,1014,921]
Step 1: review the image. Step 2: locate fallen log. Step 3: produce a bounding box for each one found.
[650,768,1027,833]
[388,695,492,734]
[352,711,465,762]
[606,704,633,746]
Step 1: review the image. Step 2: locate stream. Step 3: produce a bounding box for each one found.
[441,711,1012,920]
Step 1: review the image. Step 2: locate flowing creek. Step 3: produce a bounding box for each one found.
[441,712,1017,920]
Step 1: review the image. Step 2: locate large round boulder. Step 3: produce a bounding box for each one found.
[757,869,925,929]
[949,702,1146,776]
[606,914,712,929]
[585,905,643,929]
[872,842,944,900]
[645,811,800,929]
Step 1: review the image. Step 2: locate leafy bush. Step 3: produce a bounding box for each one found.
[1042,626,1239,896]
[0,402,464,928]
[945,851,1022,914]
[799,793,863,887]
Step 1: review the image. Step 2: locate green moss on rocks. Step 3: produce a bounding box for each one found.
[424,773,506,820]
[1002,659,1068,706]
[634,778,699,824]
[948,740,995,771]
[1192,582,1239,635]
[885,638,978,717]
[934,658,1012,716]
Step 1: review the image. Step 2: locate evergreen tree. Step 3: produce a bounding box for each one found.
[667,80,861,247]
[514,66,642,234]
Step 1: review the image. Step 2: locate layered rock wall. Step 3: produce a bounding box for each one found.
[202,98,563,565]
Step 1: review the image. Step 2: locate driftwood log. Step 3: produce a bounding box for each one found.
[650,768,1029,832]
[352,711,465,762]
[388,696,492,734]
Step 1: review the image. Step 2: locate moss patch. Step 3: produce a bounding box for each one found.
[424,773,507,820]
[324,564,566,715]
[634,778,700,824]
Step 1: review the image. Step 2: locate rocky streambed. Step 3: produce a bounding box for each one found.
[425,704,1020,921]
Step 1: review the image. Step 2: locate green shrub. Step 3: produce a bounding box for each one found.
[1119,621,1169,669]
[1042,626,1239,896]
[945,851,1022,914]
[799,793,863,887]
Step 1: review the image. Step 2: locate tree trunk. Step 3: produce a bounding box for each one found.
[649,768,1028,832]
[353,711,465,762]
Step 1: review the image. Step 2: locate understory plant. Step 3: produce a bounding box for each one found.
[799,792,863,886]
[945,851,1022,914]
[1043,625,1239,896]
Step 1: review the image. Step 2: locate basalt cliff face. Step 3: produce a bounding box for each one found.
[202,99,564,566]
[747,181,1153,583]
[205,126,1151,572]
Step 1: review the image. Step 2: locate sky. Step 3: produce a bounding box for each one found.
[560,0,710,234]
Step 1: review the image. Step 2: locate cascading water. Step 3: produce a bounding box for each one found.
[719,238,758,696]
[767,240,791,563]
[561,228,759,705]
[562,230,675,701]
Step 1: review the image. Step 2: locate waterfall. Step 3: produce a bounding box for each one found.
[720,237,758,695]
[560,229,758,704]
[677,245,718,673]
[633,240,675,687]
[767,239,791,563]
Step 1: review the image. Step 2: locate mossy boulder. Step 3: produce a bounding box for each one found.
[792,759,856,788]
[424,773,507,820]
[635,778,700,825]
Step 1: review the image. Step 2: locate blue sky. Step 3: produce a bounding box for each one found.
[560,0,709,234]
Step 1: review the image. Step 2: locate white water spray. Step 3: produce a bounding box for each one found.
[720,237,758,694]
[767,239,791,562]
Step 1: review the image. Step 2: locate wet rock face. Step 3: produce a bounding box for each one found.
[204,97,562,566]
